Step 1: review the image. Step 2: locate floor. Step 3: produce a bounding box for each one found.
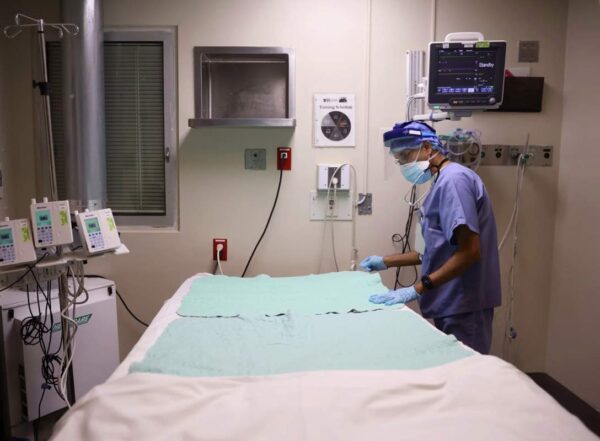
[528,372,600,437]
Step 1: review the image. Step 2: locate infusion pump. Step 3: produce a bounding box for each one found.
[74,208,121,254]
[0,218,36,268]
[30,198,73,247]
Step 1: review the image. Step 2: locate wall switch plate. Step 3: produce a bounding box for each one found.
[245,149,266,170]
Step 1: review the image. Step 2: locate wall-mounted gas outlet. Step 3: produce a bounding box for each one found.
[317,164,350,191]
[309,191,353,221]
[480,144,553,166]
[481,144,506,165]
[245,149,266,170]
[213,238,227,261]
[277,147,292,170]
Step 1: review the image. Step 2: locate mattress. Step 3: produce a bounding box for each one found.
[50,273,598,440]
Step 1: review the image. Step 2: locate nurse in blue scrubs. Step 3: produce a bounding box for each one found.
[360,121,501,354]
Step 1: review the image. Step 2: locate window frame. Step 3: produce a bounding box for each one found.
[103,26,178,230]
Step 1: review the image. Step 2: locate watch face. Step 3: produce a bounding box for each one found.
[422,276,434,289]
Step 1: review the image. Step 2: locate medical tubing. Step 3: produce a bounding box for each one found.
[59,261,83,407]
[394,185,419,289]
[502,135,531,360]
[498,152,528,251]
[329,184,340,271]
[325,164,360,271]
[241,165,284,278]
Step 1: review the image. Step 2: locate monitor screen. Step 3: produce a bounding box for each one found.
[428,41,506,110]
[85,218,101,234]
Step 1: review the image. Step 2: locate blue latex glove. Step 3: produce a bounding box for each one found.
[359,255,387,272]
[369,286,420,306]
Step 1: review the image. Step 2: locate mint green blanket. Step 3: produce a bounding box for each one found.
[177,272,388,317]
[130,310,472,377]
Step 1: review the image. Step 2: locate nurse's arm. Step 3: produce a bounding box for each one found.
[383,251,422,268]
[414,225,481,294]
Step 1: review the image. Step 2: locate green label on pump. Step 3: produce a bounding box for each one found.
[476,41,490,48]
[107,217,116,231]
[21,227,30,242]
[60,210,68,226]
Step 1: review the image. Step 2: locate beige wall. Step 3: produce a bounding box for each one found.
[546,0,600,411]
[0,0,581,385]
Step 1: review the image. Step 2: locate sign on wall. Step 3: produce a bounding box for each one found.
[313,94,355,147]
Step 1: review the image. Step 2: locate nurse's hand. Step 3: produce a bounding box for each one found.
[369,286,420,306]
[359,255,387,272]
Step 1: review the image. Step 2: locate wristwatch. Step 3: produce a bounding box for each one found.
[421,275,434,291]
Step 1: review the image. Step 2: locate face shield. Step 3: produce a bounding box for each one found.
[383,121,447,158]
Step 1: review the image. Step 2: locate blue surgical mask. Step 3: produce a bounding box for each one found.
[398,146,440,184]
[400,159,434,184]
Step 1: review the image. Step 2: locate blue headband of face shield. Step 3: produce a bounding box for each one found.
[383,121,447,154]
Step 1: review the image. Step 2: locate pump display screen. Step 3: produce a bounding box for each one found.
[36,210,52,227]
[428,41,506,109]
[85,218,101,234]
[0,228,13,246]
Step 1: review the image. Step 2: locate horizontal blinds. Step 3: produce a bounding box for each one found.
[46,41,166,215]
[104,42,166,215]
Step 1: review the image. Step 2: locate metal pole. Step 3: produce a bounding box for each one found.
[35,19,59,202]
[36,19,76,405]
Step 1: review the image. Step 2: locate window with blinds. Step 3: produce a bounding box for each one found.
[46,28,177,227]
[104,42,165,215]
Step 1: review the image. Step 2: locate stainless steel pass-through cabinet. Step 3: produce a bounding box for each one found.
[188,47,295,128]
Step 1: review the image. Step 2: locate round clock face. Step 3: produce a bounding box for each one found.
[321,111,351,141]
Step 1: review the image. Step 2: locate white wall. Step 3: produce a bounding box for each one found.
[0,0,575,380]
[546,0,600,411]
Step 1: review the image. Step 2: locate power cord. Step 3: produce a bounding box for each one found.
[241,159,284,278]
[85,275,149,327]
[0,252,49,292]
[115,289,149,327]
[215,243,224,275]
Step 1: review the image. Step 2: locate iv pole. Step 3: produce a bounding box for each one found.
[3,13,80,406]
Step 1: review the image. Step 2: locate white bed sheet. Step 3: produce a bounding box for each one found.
[51,273,597,441]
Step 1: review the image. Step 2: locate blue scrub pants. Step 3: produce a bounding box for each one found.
[433,308,494,354]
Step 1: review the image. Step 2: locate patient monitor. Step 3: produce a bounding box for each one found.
[0,218,36,268]
[30,198,74,247]
[427,33,507,111]
[75,208,121,254]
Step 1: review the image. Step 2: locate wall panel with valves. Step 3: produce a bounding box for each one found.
[480,144,553,166]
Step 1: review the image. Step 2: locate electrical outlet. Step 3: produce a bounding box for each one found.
[213,238,227,261]
[277,147,292,170]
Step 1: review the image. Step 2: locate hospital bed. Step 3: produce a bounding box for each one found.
[50,272,597,441]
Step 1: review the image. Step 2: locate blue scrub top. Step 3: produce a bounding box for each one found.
[418,162,501,318]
